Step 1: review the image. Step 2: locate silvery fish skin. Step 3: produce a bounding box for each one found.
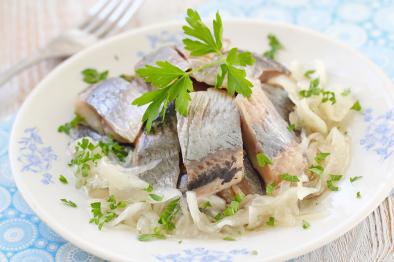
[75,77,149,143]
[235,82,306,185]
[177,88,244,197]
[238,156,264,195]
[261,83,294,122]
[135,45,190,71]
[133,105,181,188]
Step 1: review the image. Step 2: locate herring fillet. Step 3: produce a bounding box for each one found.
[236,83,305,184]
[261,83,294,121]
[75,77,149,143]
[133,105,180,188]
[177,89,244,197]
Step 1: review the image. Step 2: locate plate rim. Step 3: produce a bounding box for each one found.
[9,18,394,262]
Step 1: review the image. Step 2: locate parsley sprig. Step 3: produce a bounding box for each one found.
[299,77,336,105]
[57,114,84,135]
[89,195,127,230]
[82,68,109,84]
[263,34,283,60]
[132,9,255,131]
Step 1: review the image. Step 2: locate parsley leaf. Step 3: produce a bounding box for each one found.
[351,100,362,111]
[327,174,342,191]
[138,227,166,241]
[158,198,181,231]
[145,184,153,192]
[57,114,84,135]
[302,220,310,229]
[149,194,163,201]
[98,137,128,162]
[315,152,330,165]
[308,165,324,177]
[89,196,126,230]
[263,34,283,60]
[350,176,362,183]
[215,193,244,221]
[256,152,272,167]
[341,88,351,96]
[59,175,68,185]
[287,123,296,132]
[280,173,300,182]
[266,182,276,196]
[61,199,77,208]
[201,201,212,209]
[304,70,315,79]
[356,191,361,198]
[223,236,236,241]
[82,68,109,84]
[266,216,275,226]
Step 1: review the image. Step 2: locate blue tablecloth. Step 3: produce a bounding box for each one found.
[1,0,393,261]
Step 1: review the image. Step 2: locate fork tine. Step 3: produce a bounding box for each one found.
[78,0,110,30]
[82,0,122,34]
[93,0,134,38]
[94,0,144,38]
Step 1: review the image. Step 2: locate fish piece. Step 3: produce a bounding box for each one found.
[177,88,244,197]
[238,156,264,195]
[133,104,181,188]
[135,45,190,71]
[188,52,289,87]
[248,54,289,82]
[75,77,149,143]
[235,82,306,185]
[261,83,294,121]
[71,124,104,141]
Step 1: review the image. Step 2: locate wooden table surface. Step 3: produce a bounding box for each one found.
[0,0,393,261]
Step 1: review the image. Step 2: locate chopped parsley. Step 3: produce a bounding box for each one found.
[256,152,272,167]
[145,184,153,192]
[98,137,128,162]
[89,196,126,230]
[341,88,351,96]
[223,236,236,241]
[57,114,84,135]
[263,34,284,60]
[315,152,330,165]
[302,220,310,229]
[280,173,300,182]
[158,198,181,231]
[149,194,164,201]
[266,182,276,196]
[81,68,109,84]
[215,193,244,221]
[138,227,166,241]
[321,90,336,104]
[133,9,255,132]
[60,199,77,208]
[69,138,103,179]
[350,176,362,183]
[201,201,212,209]
[327,174,342,191]
[299,77,336,104]
[59,175,68,184]
[304,69,315,79]
[308,165,324,177]
[351,100,362,111]
[266,216,275,226]
[287,123,296,132]
[356,191,361,199]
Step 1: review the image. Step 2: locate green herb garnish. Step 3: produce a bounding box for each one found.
[89,201,120,230]
[351,100,362,111]
[82,68,109,84]
[299,77,336,104]
[223,236,236,241]
[158,198,181,231]
[304,69,315,79]
[266,216,275,226]
[59,175,68,185]
[98,137,128,162]
[256,152,272,167]
[326,174,342,191]
[280,173,300,182]
[69,138,103,179]
[356,191,361,198]
[308,165,324,177]
[60,199,77,208]
[149,194,164,201]
[132,9,255,132]
[263,34,284,60]
[201,201,212,209]
[302,220,310,229]
[350,176,362,183]
[145,184,154,192]
[287,123,296,132]
[57,114,84,135]
[266,182,276,196]
[315,152,330,165]
[138,227,166,241]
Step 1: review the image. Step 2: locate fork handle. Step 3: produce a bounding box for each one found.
[0,51,60,86]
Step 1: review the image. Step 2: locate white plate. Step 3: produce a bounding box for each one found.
[9,20,394,262]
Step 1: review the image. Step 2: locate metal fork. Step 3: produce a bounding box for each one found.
[0,0,144,86]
